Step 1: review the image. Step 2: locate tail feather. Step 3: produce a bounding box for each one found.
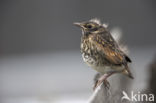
[122,65,134,79]
[111,27,133,79]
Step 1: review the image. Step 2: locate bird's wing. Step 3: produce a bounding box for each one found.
[89,33,126,65]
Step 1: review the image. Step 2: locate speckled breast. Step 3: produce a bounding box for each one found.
[80,37,116,73]
[81,37,100,67]
[81,53,97,67]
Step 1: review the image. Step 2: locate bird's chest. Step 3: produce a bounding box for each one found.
[81,38,99,67]
[80,37,114,73]
[81,52,114,73]
[82,53,97,67]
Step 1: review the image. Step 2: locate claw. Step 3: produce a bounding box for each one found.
[93,80,110,90]
[93,73,114,90]
[93,79,110,90]
[93,80,98,90]
[103,80,110,90]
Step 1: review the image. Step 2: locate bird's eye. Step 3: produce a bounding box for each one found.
[86,24,93,29]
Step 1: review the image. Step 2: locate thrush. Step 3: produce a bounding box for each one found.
[74,18,134,90]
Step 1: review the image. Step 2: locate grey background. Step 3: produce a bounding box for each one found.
[0,0,156,55]
[0,0,156,103]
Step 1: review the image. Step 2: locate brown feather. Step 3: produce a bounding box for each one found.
[89,34,126,65]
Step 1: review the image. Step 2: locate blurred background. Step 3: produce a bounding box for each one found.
[0,0,156,103]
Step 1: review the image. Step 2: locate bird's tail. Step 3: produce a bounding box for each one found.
[122,69,134,79]
[122,65,134,79]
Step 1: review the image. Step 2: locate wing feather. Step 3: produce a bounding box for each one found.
[89,33,126,65]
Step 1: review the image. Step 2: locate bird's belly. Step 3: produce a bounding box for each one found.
[94,66,113,73]
[82,53,124,74]
[93,65,124,74]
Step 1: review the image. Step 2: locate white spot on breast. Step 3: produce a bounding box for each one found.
[82,53,96,67]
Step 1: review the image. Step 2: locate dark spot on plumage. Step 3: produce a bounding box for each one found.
[125,55,132,63]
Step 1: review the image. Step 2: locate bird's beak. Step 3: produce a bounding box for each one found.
[73,22,83,28]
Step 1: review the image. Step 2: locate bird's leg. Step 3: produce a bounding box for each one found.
[93,72,114,90]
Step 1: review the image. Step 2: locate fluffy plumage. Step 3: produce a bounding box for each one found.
[74,18,133,89]
[90,18,108,28]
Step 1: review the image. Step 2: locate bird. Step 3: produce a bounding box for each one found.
[74,18,134,90]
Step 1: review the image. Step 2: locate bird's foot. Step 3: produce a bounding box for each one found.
[103,79,110,89]
[93,79,110,90]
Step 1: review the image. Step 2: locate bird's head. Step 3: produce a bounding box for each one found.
[74,18,108,35]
